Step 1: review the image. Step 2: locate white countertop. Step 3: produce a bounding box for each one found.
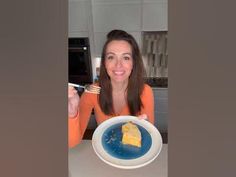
[69,140,168,177]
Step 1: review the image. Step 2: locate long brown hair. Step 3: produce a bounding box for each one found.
[98,30,146,115]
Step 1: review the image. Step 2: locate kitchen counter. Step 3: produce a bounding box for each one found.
[145,77,168,88]
[69,140,168,177]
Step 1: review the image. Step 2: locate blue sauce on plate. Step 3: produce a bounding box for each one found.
[102,122,152,159]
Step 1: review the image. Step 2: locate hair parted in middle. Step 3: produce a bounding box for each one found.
[98,29,146,116]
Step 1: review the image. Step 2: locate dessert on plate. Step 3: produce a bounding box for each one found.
[121,121,141,147]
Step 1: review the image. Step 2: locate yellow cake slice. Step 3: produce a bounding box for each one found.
[121,121,141,147]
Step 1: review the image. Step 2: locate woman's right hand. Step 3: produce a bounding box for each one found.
[68,86,80,118]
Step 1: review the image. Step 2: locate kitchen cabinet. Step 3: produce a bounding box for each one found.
[69,0,91,37]
[68,0,168,48]
[142,0,168,31]
[92,0,142,56]
[91,0,168,56]
[153,87,168,133]
[92,0,142,32]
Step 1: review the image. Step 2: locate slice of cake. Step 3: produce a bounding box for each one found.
[121,121,141,147]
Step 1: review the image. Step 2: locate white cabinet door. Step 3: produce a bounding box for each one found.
[142,0,168,31]
[69,0,90,37]
[153,88,168,133]
[92,0,142,56]
[92,1,142,32]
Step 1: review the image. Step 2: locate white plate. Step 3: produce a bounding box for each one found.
[92,115,163,169]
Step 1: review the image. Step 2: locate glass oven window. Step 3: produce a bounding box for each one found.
[69,49,88,76]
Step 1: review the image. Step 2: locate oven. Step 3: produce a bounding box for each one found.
[68,38,93,85]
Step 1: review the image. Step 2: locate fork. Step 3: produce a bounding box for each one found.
[68,83,101,94]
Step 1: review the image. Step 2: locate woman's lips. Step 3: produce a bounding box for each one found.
[113,71,125,76]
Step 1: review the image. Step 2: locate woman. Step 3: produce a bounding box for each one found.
[68,30,154,148]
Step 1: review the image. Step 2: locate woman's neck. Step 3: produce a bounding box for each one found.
[111,80,128,93]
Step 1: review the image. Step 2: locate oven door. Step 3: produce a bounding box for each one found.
[68,47,93,84]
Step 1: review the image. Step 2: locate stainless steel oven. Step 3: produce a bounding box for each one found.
[69,38,93,85]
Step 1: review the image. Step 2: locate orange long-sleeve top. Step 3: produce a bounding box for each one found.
[68,84,154,148]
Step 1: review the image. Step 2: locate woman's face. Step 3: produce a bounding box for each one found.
[105,40,133,84]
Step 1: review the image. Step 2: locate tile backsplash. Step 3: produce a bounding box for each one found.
[142,31,168,78]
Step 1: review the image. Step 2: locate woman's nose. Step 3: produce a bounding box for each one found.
[115,59,122,67]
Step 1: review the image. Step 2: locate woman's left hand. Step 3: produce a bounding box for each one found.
[137,114,148,120]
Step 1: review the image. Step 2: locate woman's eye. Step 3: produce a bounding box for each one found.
[106,55,114,60]
[124,56,130,60]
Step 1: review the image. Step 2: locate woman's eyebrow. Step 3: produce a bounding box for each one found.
[105,52,132,55]
[122,53,132,55]
[105,52,115,55]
